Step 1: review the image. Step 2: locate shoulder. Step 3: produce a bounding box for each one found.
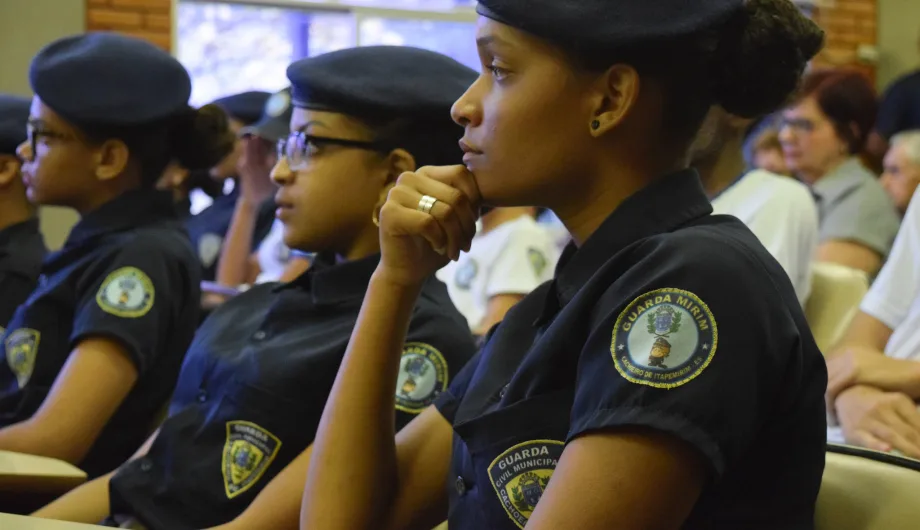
[884,70,920,97]
[747,171,817,213]
[115,223,198,266]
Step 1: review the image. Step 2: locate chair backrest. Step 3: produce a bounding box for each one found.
[817,444,920,530]
[805,263,869,353]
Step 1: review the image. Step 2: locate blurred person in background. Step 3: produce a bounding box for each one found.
[750,127,789,175]
[184,91,277,282]
[880,130,920,216]
[691,105,818,305]
[0,94,45,327]
[867,28,920,162]
[438,206,559,336]
[825,183,920,459]
[0,33,233,477]
[780,69,899,276]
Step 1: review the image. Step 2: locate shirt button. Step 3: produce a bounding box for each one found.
[197,390,208,403]
[252,330,267,341]
[455,476,467,496]
[139,459,152,472]
[499,385,509,399]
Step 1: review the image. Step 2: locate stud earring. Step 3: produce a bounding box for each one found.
[591,120,600,130]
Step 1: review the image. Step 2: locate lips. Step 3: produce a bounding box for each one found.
[459,139,482,155]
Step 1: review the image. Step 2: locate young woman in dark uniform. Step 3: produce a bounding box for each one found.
[0,94,45,327]
[33,46,478,530]
[302,1,828,529]
[0,33,234,477]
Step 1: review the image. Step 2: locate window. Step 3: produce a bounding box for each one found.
[178,1,478,106]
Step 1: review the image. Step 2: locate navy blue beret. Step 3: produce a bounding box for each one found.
[240,88,293,143]
[477,0,743,49]
[286,46,476,124]
[29,32,191,127]
[0,94,30,155]
[212,91,271,126]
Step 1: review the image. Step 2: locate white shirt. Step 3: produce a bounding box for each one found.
[437,216,560,331]
[860,186,920,361]
[254,219,291,284]
[711,169,819,305]
[827,186,920,444]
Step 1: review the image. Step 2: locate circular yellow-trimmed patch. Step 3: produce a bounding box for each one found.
[611,288,718,389]
[96,267,155,318]
[395,342,448,413]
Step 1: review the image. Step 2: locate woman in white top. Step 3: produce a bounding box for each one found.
[438,207,559,335]
[826,185,920,458]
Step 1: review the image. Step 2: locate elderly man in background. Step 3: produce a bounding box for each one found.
[880,131,920,215]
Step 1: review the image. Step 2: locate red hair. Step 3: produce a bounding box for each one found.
[793,69,878,154]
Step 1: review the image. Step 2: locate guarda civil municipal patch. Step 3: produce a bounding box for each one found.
[5,328,40,388]
[611,288,717,389]
[96,267,155,318]
[488,440,564,528]
[222,420,282,499]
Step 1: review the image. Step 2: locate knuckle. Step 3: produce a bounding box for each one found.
[395,171,417,186]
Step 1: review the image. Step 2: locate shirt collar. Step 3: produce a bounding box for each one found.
[65,189,179,246]
[279,252,380,306]
[0,218,40,248]
[811,157,866,204]
[541,169,712,319]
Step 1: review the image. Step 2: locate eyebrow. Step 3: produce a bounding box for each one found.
[295,120,327,134]
[476,34,510,49]
[27,118,49,128]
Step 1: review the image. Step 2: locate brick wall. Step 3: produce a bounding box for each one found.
[85,0,172,51]
[810,0,878,81]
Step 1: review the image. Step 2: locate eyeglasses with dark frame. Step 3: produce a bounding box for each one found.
[24,119,77,162]
[277,131,385,170]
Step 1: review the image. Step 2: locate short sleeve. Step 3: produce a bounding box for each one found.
[568,235,812,478]
[876,81,908,139]
[70,242,190,375]
[395,300,479,429]
[820,184,900,257]
[744,180,819,305]
[861,187,920,330]
[484,223,559,298]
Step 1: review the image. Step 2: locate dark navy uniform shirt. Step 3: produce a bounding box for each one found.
[184,187,276,282]
[435,170,827,530]
[109,253,477,530]
[0,190,201,477]
[0,218,45,328]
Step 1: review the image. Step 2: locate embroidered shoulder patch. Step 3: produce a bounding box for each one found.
[222,420,282,499]
[611,288,717,389]
[5,328,40,388]
[454,258,478,291]
[395,343,448,413]
[488,440,564,529]
[527,248,547,277]
[96,267,155,318]
[198,233,224,268]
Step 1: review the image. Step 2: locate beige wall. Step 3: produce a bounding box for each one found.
[877,0,919,89]
[0,0,84,249]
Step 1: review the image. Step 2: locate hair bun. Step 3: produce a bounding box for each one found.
[710,0,825,118]
[169,104,236,171]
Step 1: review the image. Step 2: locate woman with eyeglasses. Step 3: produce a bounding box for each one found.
[33,46,478,530]
[300,1,829,529]
[779,70,900,276]
[0,33,234,478]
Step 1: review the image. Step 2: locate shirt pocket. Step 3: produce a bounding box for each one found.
[181,378,315,512]
[449,389,573,529]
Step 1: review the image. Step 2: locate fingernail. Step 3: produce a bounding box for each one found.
[435,247,447,256]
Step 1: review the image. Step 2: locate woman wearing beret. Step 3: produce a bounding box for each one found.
[302,1,829,529]
[0,33,234,478]
[33,46,478,530]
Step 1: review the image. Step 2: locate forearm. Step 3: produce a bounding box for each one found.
[32,471,114,523]
[301,271,422,529]
[867,357,920,399]
[216,199,260,287]
[0,420,84,463]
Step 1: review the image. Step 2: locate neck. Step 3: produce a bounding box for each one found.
[338,222,382,262]
[0,194,35,232]
[480,207,532,235]
[696,135,747,199]
[799,155,850,186]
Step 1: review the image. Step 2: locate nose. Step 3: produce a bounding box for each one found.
[778,124,794,146]
[451,77,483,128]
[271,156,292,186]
[16,140,31,162]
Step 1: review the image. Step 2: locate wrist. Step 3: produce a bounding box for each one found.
[370,267,426,294]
